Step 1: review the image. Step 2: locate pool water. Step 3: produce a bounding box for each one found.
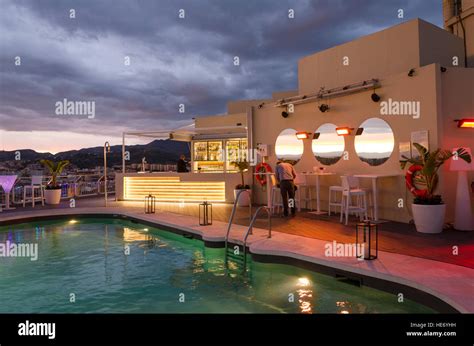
[0,218,435,313]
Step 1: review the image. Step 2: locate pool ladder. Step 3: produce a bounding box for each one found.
[224,190,272,272]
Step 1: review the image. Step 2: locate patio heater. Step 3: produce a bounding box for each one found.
[104,142,111,207]
[355,221,378,260]
[199,201,212,226]
[145,194,156,214]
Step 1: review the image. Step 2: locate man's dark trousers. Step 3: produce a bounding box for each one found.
[280,179,296,216]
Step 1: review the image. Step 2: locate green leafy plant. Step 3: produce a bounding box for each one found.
[231,160,250,189]
[40,159,70,189]
[400,143,471,204]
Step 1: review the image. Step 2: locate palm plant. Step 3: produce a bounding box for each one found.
[231,160,250,189]
[400,143,471,204]
[40,159,70,189]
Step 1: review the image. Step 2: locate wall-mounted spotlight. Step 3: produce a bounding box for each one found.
[440,66,447,73]
[313,132,320,140]
[296,131,311,140]
[281,111,289,118]
[371,92,380,102]
[258,103,265,109]
[356,128,364,136]
[319,104,330,113]
[408,68,416,77]
[454,118,474,128]
[335,127,354,136]
[236,122,242,126]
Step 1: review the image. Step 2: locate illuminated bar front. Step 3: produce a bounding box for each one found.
[115,173,239,202]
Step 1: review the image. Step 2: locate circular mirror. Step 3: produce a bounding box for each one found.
[275,128,304,164]
[312,123,345,165]
[355,118,394,166]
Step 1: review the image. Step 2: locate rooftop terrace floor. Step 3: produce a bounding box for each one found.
[1,196,472,269]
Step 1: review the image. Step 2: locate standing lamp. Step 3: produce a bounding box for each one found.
[145,194,156,214]
[355,221,378,260]
[199,201,212,226]
[450,147,474,231]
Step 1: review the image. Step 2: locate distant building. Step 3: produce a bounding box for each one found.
[443,0,474,66]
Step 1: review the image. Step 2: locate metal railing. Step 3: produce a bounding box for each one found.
[224,189,252,265]
[0,174,115,206]
[242,206,272,269]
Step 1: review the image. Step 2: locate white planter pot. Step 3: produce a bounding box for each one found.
[44,189,62,205]
[412,203,446,234]
[234,189,251,207]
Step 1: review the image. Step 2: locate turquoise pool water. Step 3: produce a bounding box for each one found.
[0,218,434,313]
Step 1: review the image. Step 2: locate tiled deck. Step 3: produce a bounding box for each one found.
[1,197,473,312]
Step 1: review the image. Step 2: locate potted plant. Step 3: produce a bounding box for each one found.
[400,144,471,233]
[231,160,251,207]
[40,159,70,205]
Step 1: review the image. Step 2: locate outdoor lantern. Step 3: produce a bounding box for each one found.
[199,201,212,226]
[355,221,378,260]
[145,194,156,214]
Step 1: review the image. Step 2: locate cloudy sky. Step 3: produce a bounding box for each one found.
[0,0,442,153]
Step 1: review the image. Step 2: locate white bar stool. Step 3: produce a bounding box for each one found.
[23,176,45,207]
[270,175,283,215]
[340,175,368,225]
[294,173,312,211]
[328,185,344,216]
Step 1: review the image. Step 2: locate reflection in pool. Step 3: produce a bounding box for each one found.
[355,118,394,166]
[0,218,434,313]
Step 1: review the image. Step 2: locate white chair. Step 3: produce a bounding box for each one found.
[294,173,312,211]
[328,185,344,216]
[23,176,45,207]
[270,175,283,215]
[340,175,368,225]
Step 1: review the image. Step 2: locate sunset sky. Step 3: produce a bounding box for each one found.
[0,0,442,154]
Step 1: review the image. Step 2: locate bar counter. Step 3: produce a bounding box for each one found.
[115,172,242,203]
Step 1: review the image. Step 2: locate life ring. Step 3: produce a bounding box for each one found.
[255,162,272,186]
[405,165,428,197]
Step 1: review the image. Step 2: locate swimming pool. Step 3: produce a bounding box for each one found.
[0,217,434,313]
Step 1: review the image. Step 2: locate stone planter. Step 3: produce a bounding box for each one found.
[44,188,62,205]
[412,203,446,234]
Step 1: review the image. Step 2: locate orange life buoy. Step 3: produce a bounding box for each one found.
[405,165,428,197]
[255,162,272,186]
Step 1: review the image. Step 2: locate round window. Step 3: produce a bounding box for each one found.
[275,128,304,165]
[355,118,394,166]
[312,123,345,165]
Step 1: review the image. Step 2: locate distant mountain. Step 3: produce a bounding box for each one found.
[0,139,190,169]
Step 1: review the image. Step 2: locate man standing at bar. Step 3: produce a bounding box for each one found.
[177,154,189,173]
[275,160,297,217]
